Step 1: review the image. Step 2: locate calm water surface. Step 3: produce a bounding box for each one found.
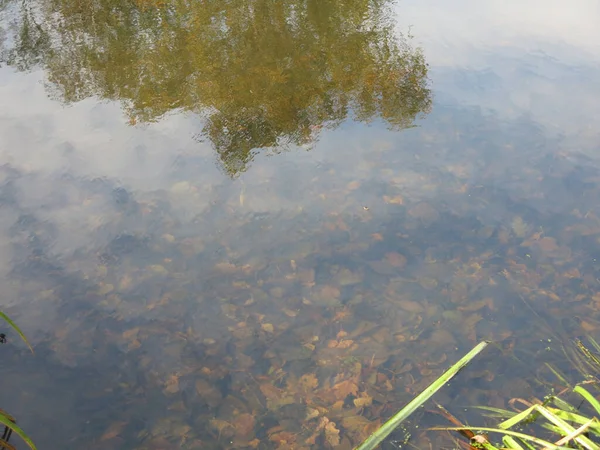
[1,0,600,448]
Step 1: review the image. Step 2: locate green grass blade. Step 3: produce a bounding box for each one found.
[430,426,573,449]
[517,437,536,450]
[551,396,578,413]
[576,339,600,373]
[498,402,599,449]
[354,341,489,450]
[472,405,515,419]
[574,386,600,416]
[554,418,597,448]
[552,409,600,435]
[533,405,598,450]
[475,437,501,450]
[0,311,33,353]
[544,363,571,387]
[540,421,568,436]
[498,405,538,429]
[0,412,37,450]
[563,343,592,379]
[502,435,526,449]
[587,336,600,355]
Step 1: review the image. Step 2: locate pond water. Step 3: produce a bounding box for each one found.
[1,0,600,448]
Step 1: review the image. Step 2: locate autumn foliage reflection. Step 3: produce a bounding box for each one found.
[4,0,432,175]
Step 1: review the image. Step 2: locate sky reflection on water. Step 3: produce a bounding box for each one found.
[0,0,600,448]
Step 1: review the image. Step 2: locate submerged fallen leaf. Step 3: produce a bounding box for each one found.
[214,262,238,273]
[383,195,404,205]
[119,274,133,290]
[261,323,275,333]
[270,430,297,445]
[298,269,316,286]
[234,413,255,440]
[581,320,598,332]
[336,268,363,286]
[457,297,494,312]
[98,283,114,295]
[396,299,423,313]
[209,419,234,438]
[162,233,175,243]
[418,277,438,289]
[305,416,339,446]
[331,400,344,411]
[325,420,341,447]
[563,268,581,279]
[332,379,358,400]
[282,307,298,317]
[320,285,341,299]
[327,339,355,349]
[347,181,361,190]
[341,415,380,441]
[299,373,319,391]
[341,415,370,433]
[101,421,127,441]
[537,236,559,252]
[260,383,295,410]
[385,252,407,268]
[332,309,353,322]
[164,374,179,394]
[305,407,321,421]
[122,327,140,340]
[195,379,223,407]
[353,392,373,408]
[408,202,439,222]
[149,264,168,275]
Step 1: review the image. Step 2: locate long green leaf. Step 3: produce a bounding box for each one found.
[430,426,573,449]
[553,418,597,448]
[551,396,578,413]
[0,412,36,450]
[552,409,600,434]
[574,386,600,417]
[499,403,598,450]
[576,339,600,374]
[502,435,526,450]
[354,340,489,450]
[532,404,598,450]
[498,405,538,429]
[587,336,600,355]
[544,363,570,387]
[472,405,515,419]
[515,436,536,450]
[0,311,33,353]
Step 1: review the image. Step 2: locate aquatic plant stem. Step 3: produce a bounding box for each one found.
[354,340,489,450]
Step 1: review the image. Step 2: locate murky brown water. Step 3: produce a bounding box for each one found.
[1,0,600,448]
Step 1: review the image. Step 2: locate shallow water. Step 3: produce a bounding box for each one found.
[1,0,600,448]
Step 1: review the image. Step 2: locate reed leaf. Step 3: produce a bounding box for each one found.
[574,386,600,417]
[0,412,36,450]
[0,311,33,353]
[430,426,574,449]
[354,341,489,450]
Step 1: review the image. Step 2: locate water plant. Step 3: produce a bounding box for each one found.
[356,337,600,450]
[355,340,490,450]
[0,310,36,450]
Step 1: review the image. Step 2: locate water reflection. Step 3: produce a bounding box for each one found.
[2,0,431,176]
[0,0,600,449]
